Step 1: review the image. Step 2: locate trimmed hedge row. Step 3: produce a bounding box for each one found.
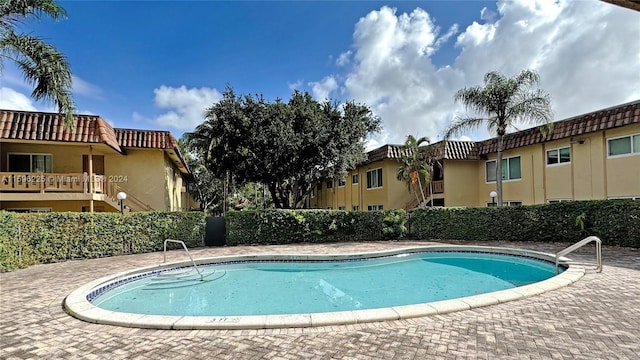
[2,200,637,271]
[225,209,403,245]
[410,200,640,248]
[0,211,206,272]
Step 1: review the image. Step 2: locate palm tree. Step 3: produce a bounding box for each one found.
[397,135,430,206]
[1,0,75,124]
[444,69,552,206]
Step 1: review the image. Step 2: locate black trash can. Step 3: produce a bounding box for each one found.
[205,216,226,246]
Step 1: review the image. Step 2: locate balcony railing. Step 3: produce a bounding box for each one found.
[403,180,445,210]
[432,180,444,194]
[0,172,153,211]
[0,172,101,193]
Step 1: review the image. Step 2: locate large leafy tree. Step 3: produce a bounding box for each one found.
[444,69,552,206]
[178,136,224,214]
[188,86,380,209]
[0,0,74,124]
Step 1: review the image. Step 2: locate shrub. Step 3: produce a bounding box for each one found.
[225,209,390,245]
[0,211,206,272]
[409,200,639,247]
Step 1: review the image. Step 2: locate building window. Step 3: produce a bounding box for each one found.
[338,178,346,187]
[547,147,571,165]
[326,180,333,189]
[608,134,640,157]
[367,204,383,211]
[5,208,52,213]
[338,206,346,210]
[486,201,522,207]
[486,156,521,182]
[366,168,383,189]
[608,196,640,201]
[352,205,359,211]
[548,199,571,203]
[352,174,359,184]
[8,153,53,172]
[327,207,333,210]
[317,182,322,191]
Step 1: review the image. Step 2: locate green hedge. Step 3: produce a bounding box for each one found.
[410,200,640,247]
[226,209,397,245]
[0,211,206,272]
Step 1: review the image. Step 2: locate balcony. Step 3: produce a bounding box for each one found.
[0,172,152,211]
[0,172,102,193]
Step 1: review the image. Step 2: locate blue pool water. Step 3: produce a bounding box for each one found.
[91,251,560,316]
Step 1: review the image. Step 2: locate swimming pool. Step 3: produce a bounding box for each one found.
[65,245,585,329]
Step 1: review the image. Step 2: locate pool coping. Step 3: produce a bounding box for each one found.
[63,245,585,330]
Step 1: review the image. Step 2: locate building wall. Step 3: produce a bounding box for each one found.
[604,124,640,199]
[310,158,413,211]
[105,148,167,211]
[0,142,111,174]
[0,200,117,212]
[443,160,480,207]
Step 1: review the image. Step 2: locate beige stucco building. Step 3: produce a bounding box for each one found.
[0,110,194,213]
[310,100,639,210]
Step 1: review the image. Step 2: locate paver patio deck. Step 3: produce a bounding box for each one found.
[1,240,639,359]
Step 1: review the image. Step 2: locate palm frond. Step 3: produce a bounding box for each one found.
[443,117,486,140]
[1,31,74,123]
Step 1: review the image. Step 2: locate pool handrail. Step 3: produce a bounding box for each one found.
[555,236,602,274]
[163,239,203,281]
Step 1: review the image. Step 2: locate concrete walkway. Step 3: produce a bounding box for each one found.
[1,240,639,359]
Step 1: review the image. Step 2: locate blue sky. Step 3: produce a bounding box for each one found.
[1,0,639,148]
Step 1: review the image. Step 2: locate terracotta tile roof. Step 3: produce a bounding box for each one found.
[115,128,178,149]
[0,109,122,152]
[442,141,479,160]
[476,99,639,155]
[115,128,190,174]
[364,144,407,164]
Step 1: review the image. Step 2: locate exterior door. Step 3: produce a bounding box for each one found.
[83,155,105,175]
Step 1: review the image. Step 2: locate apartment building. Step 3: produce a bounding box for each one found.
[0,109,194,213]
[309,100,639,210]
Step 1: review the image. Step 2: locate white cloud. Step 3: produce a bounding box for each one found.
[72,75,103,98]
[308,76,338,101]
[315,1,640,145]
[288,80,303,91]
[152,85,222,130]
[0,87,38,111]
[336,51,352,66]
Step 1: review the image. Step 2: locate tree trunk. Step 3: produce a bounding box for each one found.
[268,183,283,209]
[417,175,426,205]
[496,134,504,206]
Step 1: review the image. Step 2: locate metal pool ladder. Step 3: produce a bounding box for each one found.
[555,236,602,274]
[163,239,204,281]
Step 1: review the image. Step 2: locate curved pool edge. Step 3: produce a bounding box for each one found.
[64,245,586,330]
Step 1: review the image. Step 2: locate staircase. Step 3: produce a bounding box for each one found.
[404,183,432,210]
[102,182,153,212]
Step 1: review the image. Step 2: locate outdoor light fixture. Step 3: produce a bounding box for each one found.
[489,191,497,207]
[117,191,127,214]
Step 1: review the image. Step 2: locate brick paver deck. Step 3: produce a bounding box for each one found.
[1,240,639,359]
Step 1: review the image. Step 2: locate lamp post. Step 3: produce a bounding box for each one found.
[117,191,127,214]
[489,191,497,207]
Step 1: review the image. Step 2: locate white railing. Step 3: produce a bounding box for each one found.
[163,239,203,281]
[555,236,602,274]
